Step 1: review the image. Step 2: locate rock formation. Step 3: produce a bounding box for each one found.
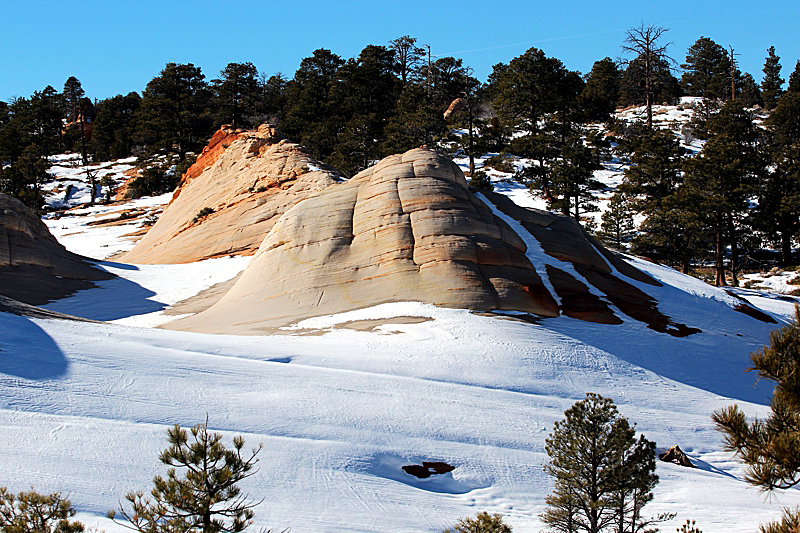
[163,146,705,335]
[167,149,561,333]
[0,193,113,305]
[120,125,344,264]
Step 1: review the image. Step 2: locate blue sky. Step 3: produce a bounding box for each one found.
[2,0,799,103]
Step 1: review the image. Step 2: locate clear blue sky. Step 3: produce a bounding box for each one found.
[2,0,799,103]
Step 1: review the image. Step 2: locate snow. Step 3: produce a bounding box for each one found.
[44,154,137,209]
[43,192,172,259]
[2,290,798,532]
[4,133,800,531]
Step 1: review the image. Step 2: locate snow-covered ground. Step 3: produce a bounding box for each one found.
[4,186,800,533]
[4,107,799,532]
[44,154,138,209]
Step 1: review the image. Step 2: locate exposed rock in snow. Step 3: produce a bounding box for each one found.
[0,193,113,304]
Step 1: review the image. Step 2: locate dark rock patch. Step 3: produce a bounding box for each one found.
[402,461,455,479]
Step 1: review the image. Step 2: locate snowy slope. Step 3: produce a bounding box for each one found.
[3,231,800,531]
[3,133,799,532]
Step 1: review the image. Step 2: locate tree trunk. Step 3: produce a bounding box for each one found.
[781,230,793,266]
[468,101,475,176]
[728,214,739,287]
[715,213,727,286]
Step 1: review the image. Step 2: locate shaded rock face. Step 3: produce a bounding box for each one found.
[167,149,560,333]
[121,125,344,264]
[0,193,113,305]
[480,190,699,336]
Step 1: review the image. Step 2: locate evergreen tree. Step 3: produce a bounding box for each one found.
[212,62,260,128]
[620,24,676,129]
[631,192,708,274]
[443,512,512,533]
[578,58,621,123]
[597,192,636,249]
[680,37,731,100]
[110,420,263,533]
[682,100,762,286]
[788,60,800,93]
[618,129,686,214]
[382,83,446,154]
[761,46,785,110]
[62,76,85,123]
[389,35,425,86]
[282,48,345,161]
[488,47,572,135]
[0,488,85,533]
[757,91,800,265]
[737,73,763,108]
[29,85,65,157]
[257,73,288,124]
[548,132,606,222]
[713,307,800,532]
[542,393,660,533]
[618,55,681,112]
[136,63,212,160]
[91,92,141,161]
[329,45,401,174]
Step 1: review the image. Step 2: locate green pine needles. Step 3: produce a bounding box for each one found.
[110,420,263,533]
[542,393,672,533]
[0,488,84,533]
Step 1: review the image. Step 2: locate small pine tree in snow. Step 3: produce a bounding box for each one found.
[0,488,85,533]
[597,193,636,249]
[110,419,263,533]
[443,512,512,533]
[541,393,668,533]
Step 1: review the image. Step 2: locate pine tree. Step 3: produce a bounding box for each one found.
[631,192,708,275]
[136,63,212,160]
[0,487,85,533]
[389,35,425,86]
[682,100,761,286]
[488,47,573,135]
[281,48,345,161]
[110,420,263,533]
[212,62,260,129]
[597,193,636,249]
[681,37,731,100]
[761,46,785,110]
[713,307,800,532]
[443,512,512,533]
[789,60,800,93]
[578,58,621,123]
[737,73,763,108]
[91,92,141,161]
[548,132,606,223]
[618,129,686,214]
[62,76,85,123]
[757,91,800,265]
[542,393,662,533]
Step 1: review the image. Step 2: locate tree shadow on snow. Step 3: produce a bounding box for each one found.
[0,313,68,380]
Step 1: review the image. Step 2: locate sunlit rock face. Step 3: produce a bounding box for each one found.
[121,125,344,264]
[0,193,113,304]
[166,148,561,333]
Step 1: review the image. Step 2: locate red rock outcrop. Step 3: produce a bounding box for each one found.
[120,125,344,264]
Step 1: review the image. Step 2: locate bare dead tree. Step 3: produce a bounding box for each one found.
[621,24,674,129]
